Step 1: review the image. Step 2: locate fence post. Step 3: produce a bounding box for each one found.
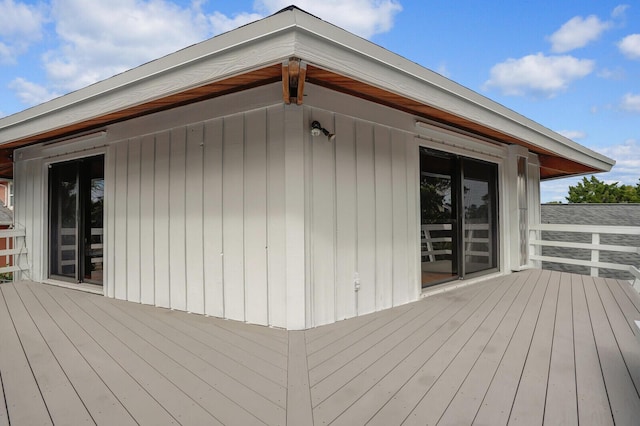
[590,233,600,277]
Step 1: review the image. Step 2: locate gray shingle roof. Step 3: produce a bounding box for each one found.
[540,204,640,280]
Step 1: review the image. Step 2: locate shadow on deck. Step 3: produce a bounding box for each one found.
[1,269,639,425]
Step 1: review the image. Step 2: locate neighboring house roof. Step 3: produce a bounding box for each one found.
[541,203,640,280]
[0,6,614,179]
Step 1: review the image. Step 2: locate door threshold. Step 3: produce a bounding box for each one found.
[42,279,104,295]
[420,270,505,299]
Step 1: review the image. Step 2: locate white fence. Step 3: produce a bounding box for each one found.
[0,227,28,280]
[529,223,640,292]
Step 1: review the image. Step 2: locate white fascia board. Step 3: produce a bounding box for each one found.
[288,11,614,172]
[0,12,300,144]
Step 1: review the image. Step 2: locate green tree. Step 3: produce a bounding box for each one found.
[566,176,640,203]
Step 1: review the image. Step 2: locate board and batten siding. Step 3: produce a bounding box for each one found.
[12,82,539,329]
[103,106,291,327]
[304,107,420,327]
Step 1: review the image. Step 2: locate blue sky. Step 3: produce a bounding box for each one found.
[1,0,639,202]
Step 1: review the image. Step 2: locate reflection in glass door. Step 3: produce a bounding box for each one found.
[420,150,458,286]
[49,156,104,285]
[420,148,498,288]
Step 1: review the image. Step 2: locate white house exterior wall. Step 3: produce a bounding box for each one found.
[13,82,540,330]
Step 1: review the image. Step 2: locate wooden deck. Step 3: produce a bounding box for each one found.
[1,269,639,425]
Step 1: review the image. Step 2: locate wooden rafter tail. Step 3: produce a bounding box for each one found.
[281,57,306,105]
[296,63,307,105]
[281,62,291,104]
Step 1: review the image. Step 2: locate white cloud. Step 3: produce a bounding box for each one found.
[556,130,587,140]
[620,93,640,112]
[255,0,402,38]
[596,139,640,181]
[597,67,625,80]
[548,15,610,53]
[612,4,629,18]
[208,11,263,34]
[618,34,640,59]
[42,0,216,92]
[483,53,595,97]
[8,78,60,106]
[8,0,403,104]
[0,0,45,62]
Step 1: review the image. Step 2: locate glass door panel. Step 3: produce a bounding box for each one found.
[50,164,79,279]
[49,155,104,285]
[420,150,458,288]
[420,148,499,288]
[84,157,104,284]
[462,159,498,275]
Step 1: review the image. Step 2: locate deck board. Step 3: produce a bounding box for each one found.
[437,269,542,425]
[473,269,552,425]
[0,285,52,425]
[1,269,639,425]
[13,282,135,426]
[571,273,614,425]
[583,275,640,425]
[543,272,578,426]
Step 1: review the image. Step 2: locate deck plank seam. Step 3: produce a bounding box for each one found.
[24,282,139,424]
[508,270,559,425]
[593,279,640,399]
[0,286,54,425]
[13,284,97,425]
[438,269,543,425]
[40,284,182,425]
[309,280,489,410]
[580,275,616,422]
[361,276,512,425]
[318,276,507,424]
[307,303,426,378]
[153,306,289,361]
[477,270,551,425]
[0,369,7,426]
[86,289,288,393]
[431,270,536,425]
[65,288,277,423]
[308,281,480,398]
[131,300,288,370]
[399,267,532,424]
[306,307,412,358]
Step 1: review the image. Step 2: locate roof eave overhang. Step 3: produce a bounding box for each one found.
[0,8,614,180]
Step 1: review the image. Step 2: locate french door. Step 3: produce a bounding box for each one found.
[49,156,104,285]
[420,147,498,288]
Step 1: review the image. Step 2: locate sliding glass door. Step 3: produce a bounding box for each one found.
[49,156,104,285]
[420,148,498,288]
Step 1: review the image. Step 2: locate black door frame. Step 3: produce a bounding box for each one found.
[48,155,104,285]
[420,147,499,287]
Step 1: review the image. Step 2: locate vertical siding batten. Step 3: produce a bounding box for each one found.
[203,118,224,317]
[267,106,287,328]
[127,137,142,303]
[222,114,246,322]
[334,114,358,320]
[309,108,337,327]
[374,125,393,311]
[244,109,268,325]
[114,142,129,300]
[153,132,171,308]
[391,129,410,306]
[355,121,376,316]
[139,134,156,305]
[169,127,187,311]
[284,104,307,330]
[105,144,117,298]
[185,123,205,314]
